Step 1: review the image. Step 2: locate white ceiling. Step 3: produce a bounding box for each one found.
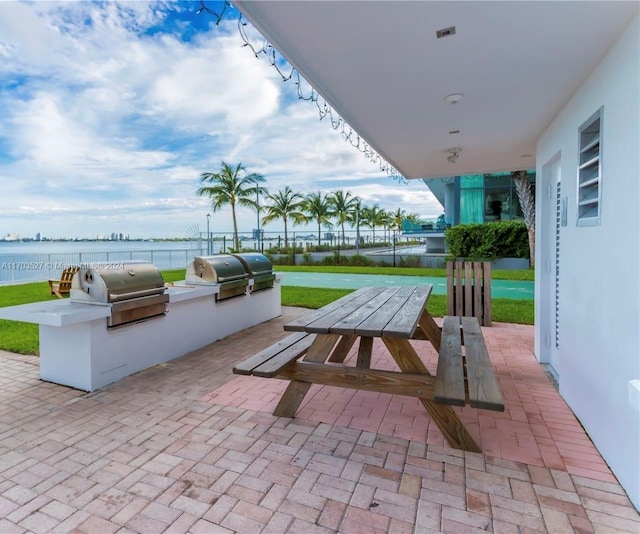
[234,1,638,180]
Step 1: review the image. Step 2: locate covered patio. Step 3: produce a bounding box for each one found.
[0,308,637,533]
[230,0,640,512]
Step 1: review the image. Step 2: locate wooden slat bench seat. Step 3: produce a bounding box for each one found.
[233,332,317,378]
[434,316,504,412]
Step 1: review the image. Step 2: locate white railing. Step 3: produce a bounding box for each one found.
[0,247,208,285]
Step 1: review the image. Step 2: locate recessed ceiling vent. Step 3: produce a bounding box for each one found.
[436,26,456,39]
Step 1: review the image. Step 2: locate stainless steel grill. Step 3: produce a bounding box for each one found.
[70,261,169,328]
[232,253,275,292]
[185,255,249,301]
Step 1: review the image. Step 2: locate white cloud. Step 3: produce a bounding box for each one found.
[145,33,281,130]
[0,1,440,240]
[6,92,174,184]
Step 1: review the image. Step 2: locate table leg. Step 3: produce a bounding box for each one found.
[382,336,481,453]
[273,334,340,418]
[328,335,357,363]
[418,310,442,352]
[357,336,373,369]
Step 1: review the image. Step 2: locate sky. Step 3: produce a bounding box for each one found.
[0,1,443,240]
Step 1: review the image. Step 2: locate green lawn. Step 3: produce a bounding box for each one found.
[274,264,534,281]
[281,287,533,325]
[0,267,534,355]
[0,281,58,355]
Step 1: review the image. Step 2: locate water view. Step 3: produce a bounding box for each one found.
[0,239,386,285]
[0,241,209,285]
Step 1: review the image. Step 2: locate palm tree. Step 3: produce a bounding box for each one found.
[329,190,358,245]
[262,186,306,249]
[380,210,393,244]
[304,191,334,246]
[360,204,386,244]
[405,212,422,225]
[389,208,421,245]
[197,161,266,251]
[346,198,363,250]
[389,208,408,233]
[390,208,421,234]
[359,206,372,242]
[512,170,535,267]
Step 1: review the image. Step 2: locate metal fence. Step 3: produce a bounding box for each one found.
[0,229,434,285]
[198,229,425,255]
[0,247,208,285]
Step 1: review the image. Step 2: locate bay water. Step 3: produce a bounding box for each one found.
[0,240,211,285]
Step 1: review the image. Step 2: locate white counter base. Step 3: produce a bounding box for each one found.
[0,280,281,391]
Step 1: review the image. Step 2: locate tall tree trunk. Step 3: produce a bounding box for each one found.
[284,218,288,250]
[526,225,535,268]
[232,203,239,251]
[317,220,321,247]
[341,222,345,245]
[512,171,536,267]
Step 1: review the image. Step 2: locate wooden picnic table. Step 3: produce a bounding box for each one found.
[234,285,504,452]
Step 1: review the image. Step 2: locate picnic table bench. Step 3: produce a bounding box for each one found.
[233,285,504,452]
[435,316,504,411]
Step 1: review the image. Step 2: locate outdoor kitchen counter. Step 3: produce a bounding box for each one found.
[0,278,281,391]
[0,298,112,327]
[0,285,219,326]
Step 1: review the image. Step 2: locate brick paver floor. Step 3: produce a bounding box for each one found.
[0,306,638,533]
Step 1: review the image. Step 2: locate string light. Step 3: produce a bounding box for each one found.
[195,0,232,23]
[197,1,406,183]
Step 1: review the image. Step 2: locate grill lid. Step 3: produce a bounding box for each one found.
[232,253,273,277]
[71,261,166,304]
[186,255,249,284]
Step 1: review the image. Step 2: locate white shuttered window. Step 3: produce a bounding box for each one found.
[577,107,603,226]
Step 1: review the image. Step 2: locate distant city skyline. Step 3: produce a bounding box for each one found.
[0,2,442,240]
[1,219,439,243]
[1,232,132,242]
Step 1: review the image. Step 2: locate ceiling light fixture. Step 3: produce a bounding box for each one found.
[445,93,464,105]
[446,147,461,164]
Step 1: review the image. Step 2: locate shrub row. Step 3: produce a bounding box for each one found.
[445,221,529,260]
[264,240,418,255]
[265,252,423,268]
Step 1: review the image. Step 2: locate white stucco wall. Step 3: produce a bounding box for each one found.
[535,14,640,509]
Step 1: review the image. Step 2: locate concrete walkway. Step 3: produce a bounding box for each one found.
[0,308,637,533]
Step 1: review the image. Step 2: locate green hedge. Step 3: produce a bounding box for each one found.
[445,221,529,260]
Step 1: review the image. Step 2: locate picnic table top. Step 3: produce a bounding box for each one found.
[283,285,432,339]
